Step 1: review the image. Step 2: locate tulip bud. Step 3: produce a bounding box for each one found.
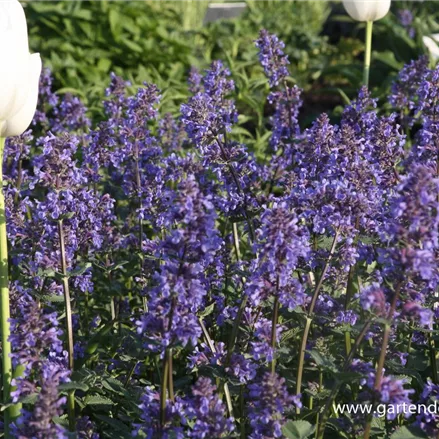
[342,0,391,22]
[423,34,439,62]
[0,0,41,138]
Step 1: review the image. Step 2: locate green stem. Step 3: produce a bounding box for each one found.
[307,230,340,315]
[314,369,323,437]
[161,299,176,421]
[160,351,169,428]
[167,348,174,402]
[13,151,23,205]
[226,295,247,364]
[0,136,17,437]
[428,332,438,384]
[225,222,248,366]
[363,21,373,87]
[296,230,340,413]
[363,284,402,439]
[406,324,414,355]
[317,319,372,439]
[123,361,137,388]
[57,219,76,432]
[296,316,312,414]
[134,150,147,313]
[344,331,352,358]
[270,296,280,374]
[344,266,355,357]
[232,222,241,261]
[199,317,233,416]
[110,297,116,321]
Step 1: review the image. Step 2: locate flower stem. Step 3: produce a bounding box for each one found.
[363,284,402,439]
[225,222,248,365]
[232,222,241,261]
[314,369,323,436]
[160,295,176,425]
[317,319,372,439]
[270,296,280,374]
[160,351,170,428]
[57,219,76,432]
[199,317,234,416]
[344,266,356,357]
[307,230,340,314]
[0,136,17,437]
[296,316,312,414]
[134,150,147,313]
[296,229,339,413]
[428,332,438,384]
[167,348,174,402]
[363,21,373,87]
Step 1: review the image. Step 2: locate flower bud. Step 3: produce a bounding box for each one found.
[342,0,391,22]
[0,0,41,138]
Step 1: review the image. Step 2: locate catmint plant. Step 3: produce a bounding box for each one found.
[5,26,439,439]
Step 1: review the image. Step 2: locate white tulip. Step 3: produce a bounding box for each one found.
[0,0,41,138]
[423,34,439,62]
[342,0,391,22]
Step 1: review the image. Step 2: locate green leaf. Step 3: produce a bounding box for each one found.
[373,50,404,71]
[121,38,143,53]
[39,294,66,303]
[59,381,89,392]
[69,262,92,277]
[282,420,315,439]
[390,426,429,439]
[15,393,38,406]
[309,349,338,373]
[109,9,122,40]
[199,303,215,318]
[101,377,128,396]
[336,88,351,105]
[84,395,114,408]
[94,415,132,434]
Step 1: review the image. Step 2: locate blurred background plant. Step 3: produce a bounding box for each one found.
[24,0,439,125]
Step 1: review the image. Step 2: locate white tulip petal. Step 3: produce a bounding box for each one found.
[423,35,439,62]
[3,53,41,138]
[0,0,32,120]
[0,44,30,120]
[342,0,391,22]
[0,0,28,49]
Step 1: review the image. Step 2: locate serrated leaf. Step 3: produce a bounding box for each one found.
[309,349,338,373]
[282,420,315,439]
[101,377,127,395]
[281,327,301,343]
[39,294,66,303]
[59,381,89,392]
[84,395,114,407]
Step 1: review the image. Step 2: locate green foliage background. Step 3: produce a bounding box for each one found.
[24,0,439,124]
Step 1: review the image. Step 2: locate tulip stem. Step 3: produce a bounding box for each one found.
[0,136,11,434]
[363,20,373,87]
[0,136,21,437]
